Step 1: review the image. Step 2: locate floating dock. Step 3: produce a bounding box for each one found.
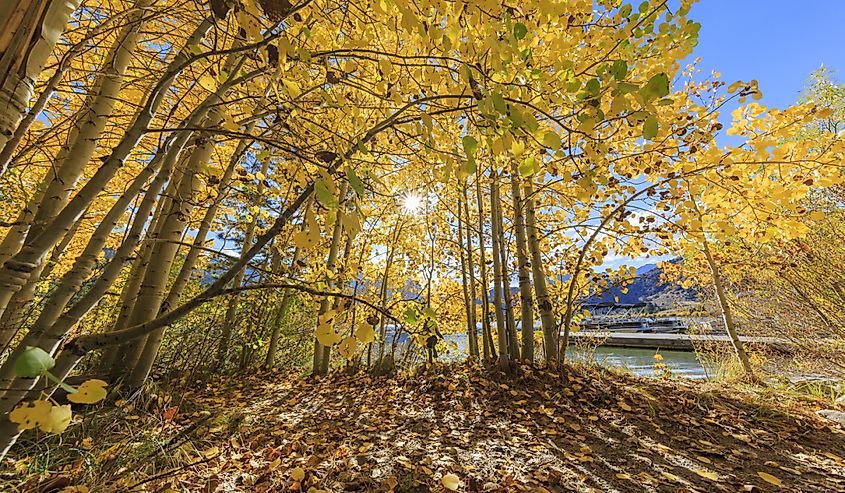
[568,332,791,352]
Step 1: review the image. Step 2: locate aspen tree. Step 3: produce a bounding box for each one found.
[0,0,81,176]
[312,182,348,376]
[510,164,534,362]
[495,173,519,362]
[462,185,481,361]
[0,0,152,337]
[488,167,509,369]
[474,168,495,361]
[523,179,557,362]
[456,185,479,360]
[0,11,246,315]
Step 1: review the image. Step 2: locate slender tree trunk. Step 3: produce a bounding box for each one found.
[0,0,150,327]
[523,179,557,362]
[510,166,534,362]
[0,82,405,459]
[0,14,229,316]
[264,247,298,367]
[126,133,214,388]
[489,168,509,370]
[461,184,480,361]
[377,216,403,366]
[475,169,494,361]
[320,231,353,374]
[700,235,756,378]
[456,186,479,360]
[312,184,348,375]
[495,176,519,361]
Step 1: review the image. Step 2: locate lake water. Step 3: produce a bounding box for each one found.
[442,333,711,379]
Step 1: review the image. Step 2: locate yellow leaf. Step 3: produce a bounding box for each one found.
[291,466,306,481]
[10,400,51,431]
[293,208,320,250]
[316,312,342,347]
[67,379,108,404]
[511,140,525,157]
[201,446,219,458]
[379,58,393,77]
[355,324,376,344]
[543,131,561,149]
[341,211,361,238]
[816,108,833,118]
[337,336,356,360]
[694,469,719,481]
[440,472,461,491]
[269,458,281,469]
[661,471,682,482]
[282,78,302,98]
[757,471,782,486]
[41,404,72,433]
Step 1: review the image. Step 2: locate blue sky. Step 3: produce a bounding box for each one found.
[604,1,845,272]
[686,1,845,111]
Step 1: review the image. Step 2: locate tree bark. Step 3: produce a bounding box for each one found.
[701,234,756,378]
[523,179,557,362]
[0,14,237,316]
[489,167,509,370]
[312,183,348,375]
[0,0,151,340]
[0,0,81,177]
[495,174,519,362]
[475,168,495,361]
[125,132,214,387]
[510,166,534,362]
[456,185,479,360]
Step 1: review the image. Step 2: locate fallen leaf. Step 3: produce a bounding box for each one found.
[441,472,461,491]
[757,471,782,486]
[67,379,108,404]
[291,466,306,481]
[694,469,719,481]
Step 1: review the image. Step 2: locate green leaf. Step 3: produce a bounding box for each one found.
[513,23,528,40]
[345,167,365,196]
[315,178,338,210]
[404,307,418,325]
[542,131,561,150]
[613,82,640,95]
[611,60,628,80]
[14,346,55,378]
[491,92,508,114]
[641,73,670,101]
[462,136,478,157]
[584,78,601,97]
[643,115,659,140]
[519,157,536,177]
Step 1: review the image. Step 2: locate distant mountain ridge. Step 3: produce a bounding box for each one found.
[586,260,698,310]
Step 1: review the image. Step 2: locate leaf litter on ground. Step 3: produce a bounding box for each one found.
[5,364,845,492]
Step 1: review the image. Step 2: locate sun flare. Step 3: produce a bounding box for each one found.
[402,193,423,213]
